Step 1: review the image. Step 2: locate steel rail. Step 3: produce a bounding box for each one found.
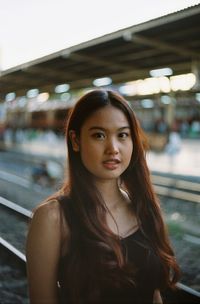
[0,170,48,194]
[154,185,200,203]
[1,170,199,203]
[0,236,26,262]
[0,196,32,218]
[152,175,200,192]
[177,282,200,298]
[0,236,199,301]
[0,196,199,302]
[0,171,31,188]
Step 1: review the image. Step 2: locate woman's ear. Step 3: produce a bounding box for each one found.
[69,130,80,152]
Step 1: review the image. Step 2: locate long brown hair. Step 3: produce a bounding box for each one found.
[58,89,180,302]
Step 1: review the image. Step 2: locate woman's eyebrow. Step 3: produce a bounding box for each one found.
[89,126,106,131]
[88,126,130,131]
[118,126,130,130]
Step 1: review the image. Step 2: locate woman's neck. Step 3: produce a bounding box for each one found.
[94,179,128,211]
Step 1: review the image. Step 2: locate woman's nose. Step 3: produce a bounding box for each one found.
[105,139,119,155]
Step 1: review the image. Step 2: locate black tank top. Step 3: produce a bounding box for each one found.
[99,229,162,303]
[58,228,162,304]
[58,196,163,303]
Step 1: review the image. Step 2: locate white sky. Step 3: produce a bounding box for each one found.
[0,0,199,71]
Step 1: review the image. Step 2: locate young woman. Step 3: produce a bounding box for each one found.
[26,89,180,304]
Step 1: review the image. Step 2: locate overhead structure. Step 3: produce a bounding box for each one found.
[0,4,200,99]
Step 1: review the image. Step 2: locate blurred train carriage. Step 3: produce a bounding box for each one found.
[2,94,199,152]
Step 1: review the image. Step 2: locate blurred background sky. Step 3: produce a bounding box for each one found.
[0,0,200,71]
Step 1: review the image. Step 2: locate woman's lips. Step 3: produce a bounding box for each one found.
[102,159,120,170]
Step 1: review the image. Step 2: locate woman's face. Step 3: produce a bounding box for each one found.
[76,105,133,182]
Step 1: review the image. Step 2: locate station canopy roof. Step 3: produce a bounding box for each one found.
[1,4,200,100]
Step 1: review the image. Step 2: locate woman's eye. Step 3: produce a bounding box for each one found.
[92,133,105,139]
[118,132,129,139]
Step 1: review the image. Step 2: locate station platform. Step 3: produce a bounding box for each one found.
[8,138,200,179]
[147,138,200,179]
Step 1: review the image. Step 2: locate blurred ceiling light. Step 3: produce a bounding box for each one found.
[161,95,171,105]
[119,83,137,96]
[60,92,71,101]
[120,77,170,96]
[137,78,160,95]
[37,92,49,102]
[141,99,154,108]
[55,83,70,93]
[170,73,196,91]
[150,67,173,77]
[5,92,16,102]
[27,88,39,98]
[158,77,171,93]
[120,73,195,97]
[93,77,112,87]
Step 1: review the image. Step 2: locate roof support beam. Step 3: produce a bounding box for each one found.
[131,34,200,60]
[71,52,136,73]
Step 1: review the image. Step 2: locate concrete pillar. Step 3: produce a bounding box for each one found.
[46,110,54,128]
[165,94,176,128]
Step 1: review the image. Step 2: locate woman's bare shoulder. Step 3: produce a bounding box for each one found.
[26,199,68,301]
[30,199,70,237]
[27,199,71,256]
[33,199,61,219]
[36,198,61,210]
[31,197,71,252]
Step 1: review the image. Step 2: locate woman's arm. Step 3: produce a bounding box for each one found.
[26,200,63,304]
[153,289,163,304]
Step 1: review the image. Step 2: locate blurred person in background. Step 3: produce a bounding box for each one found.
[31,161,49,185]
[165,128,182,171]
[165,131,182,155]
[31,160,63,187]
[26,89,180,304]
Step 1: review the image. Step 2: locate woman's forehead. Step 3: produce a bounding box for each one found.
[83,105,130,127]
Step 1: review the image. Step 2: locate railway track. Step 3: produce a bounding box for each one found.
[0,168,199,243]
[0,156,199,302]
[152,174,200,193]
[0,167,199,203]
[0,197,29,303]
[0,196,200,303]
[152,174,200,203]
[0,238,28,304]
[0,149,199,205]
